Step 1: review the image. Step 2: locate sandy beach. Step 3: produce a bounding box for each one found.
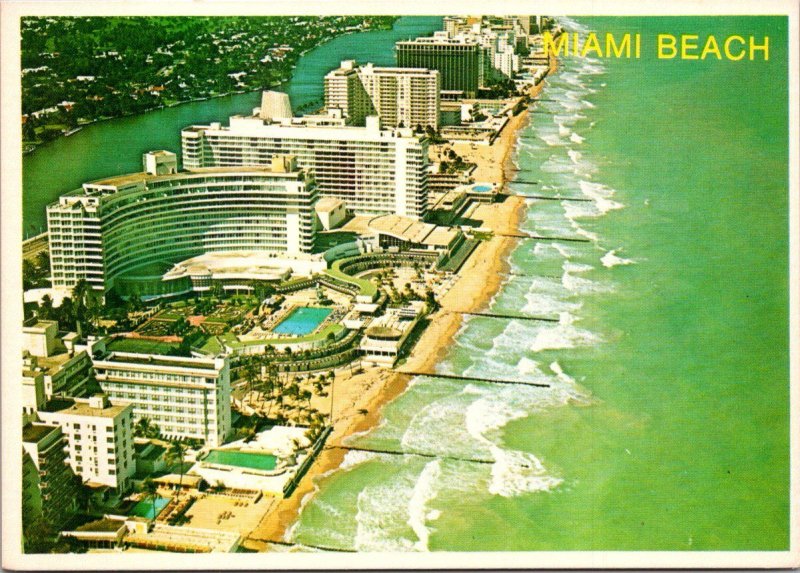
[244,58,556,551]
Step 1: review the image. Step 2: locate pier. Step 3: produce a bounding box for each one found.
[506,271,564,280]
[506,193,593,202]
[496,232,591,243]
[257,538,357,553]
[449,310,559,323]
[395,371,550,388]
[325,445,494,465]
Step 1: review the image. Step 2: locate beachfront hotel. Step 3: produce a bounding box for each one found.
[88,340,232,447]
[324,60,441,129]
[181,110,430,219]
[47,151,319,296]
[395,32,485,98]
[37,395,136,493]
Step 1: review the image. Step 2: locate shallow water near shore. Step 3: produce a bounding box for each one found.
[290,16,789,551]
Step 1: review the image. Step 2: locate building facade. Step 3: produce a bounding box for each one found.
[395,33,484,97]
[23,320,93,399]
[90,347,231,447]
[182,115,429,220]
[22,423,79,530]
[325,60,440,129]
[47,152,319,295]
[37,395,136,492]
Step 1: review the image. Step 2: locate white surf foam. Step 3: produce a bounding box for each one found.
[528,320,600,352]
[488,446,563,497]
[407,459,442,551]
[601,249,635,268]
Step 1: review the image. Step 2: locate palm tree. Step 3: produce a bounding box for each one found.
[134,417,161,439]
[139,477,159,521]
[166,440,188,491]
[134,417,151,438]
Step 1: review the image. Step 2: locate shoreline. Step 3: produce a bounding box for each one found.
[244,56,558,551]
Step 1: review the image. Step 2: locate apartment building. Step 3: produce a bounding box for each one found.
[324,60,440,129]
[37,395,135,492]
[22,423,79,530]
[396,33,484,97]
[23,320,92,399]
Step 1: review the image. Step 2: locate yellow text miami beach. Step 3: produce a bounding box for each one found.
[543,31,770,61]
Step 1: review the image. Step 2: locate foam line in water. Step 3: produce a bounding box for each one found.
[407,459,442,551]
[601,249,636,268]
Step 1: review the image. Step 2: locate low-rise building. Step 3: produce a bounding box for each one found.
[37,395,135,492]
[367,214,462,255]
[133,440,168,477]
[315,197,348,231]
[360,302,426,366]
[22,320,92,399]
[22,368,46,426]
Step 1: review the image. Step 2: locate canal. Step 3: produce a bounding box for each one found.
[21,16,442,237]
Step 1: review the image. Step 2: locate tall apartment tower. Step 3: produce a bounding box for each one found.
[182,115,429,220]
[323,60,373,126]
[396,33,484,97]
[324,61,440,130]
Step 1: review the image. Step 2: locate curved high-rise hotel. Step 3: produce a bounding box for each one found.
[47,152,319,296]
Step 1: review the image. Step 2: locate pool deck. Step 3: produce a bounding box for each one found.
[189,426,311,495]
[272,306,332,336]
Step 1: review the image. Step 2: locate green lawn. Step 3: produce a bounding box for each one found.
[106,337,180,355]
[326,260,378,298]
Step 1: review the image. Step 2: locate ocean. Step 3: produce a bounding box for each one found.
[288,16,790,551]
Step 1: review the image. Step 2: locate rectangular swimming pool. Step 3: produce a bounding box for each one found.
[203,449,278,471]
[129,496,171,519]
[272,306,332,336]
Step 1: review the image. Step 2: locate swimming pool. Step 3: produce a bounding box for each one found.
[203,449,278,471]
[129,496,171,519]
[272,306,332,336]
[472,184,493,192]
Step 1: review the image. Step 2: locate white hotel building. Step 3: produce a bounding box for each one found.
[47,151,319,296]
[37,395,136,492]
[181,112,430,220]
[324,60,441,130]
[90,344,231,448]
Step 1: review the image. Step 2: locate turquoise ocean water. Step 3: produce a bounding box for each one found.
[288,16,790,551]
